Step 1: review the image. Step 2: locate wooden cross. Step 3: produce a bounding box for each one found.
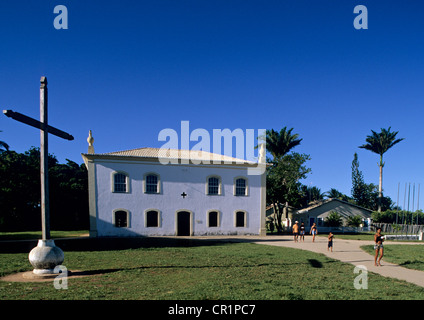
[181,192,187,199]
[3,77,73,241]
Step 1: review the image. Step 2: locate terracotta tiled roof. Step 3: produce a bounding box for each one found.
[86,147,257,165]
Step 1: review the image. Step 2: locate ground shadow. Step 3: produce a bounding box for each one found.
[307,259,323,268]
[0,235,321,254]
[0,236,247,254]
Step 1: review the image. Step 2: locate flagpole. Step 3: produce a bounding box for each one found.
[396,182,400,225]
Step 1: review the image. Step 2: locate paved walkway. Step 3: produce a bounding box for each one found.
[249,235,424,288]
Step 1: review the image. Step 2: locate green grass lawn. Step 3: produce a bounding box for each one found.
[1,240,424,300]
[360,244,424,272]
[317,232,376,241]
[317,232,422,242]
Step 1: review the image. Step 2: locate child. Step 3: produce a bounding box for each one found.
[299,222,306,242]
[327,232,334,252]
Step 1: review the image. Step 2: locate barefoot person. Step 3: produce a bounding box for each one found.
[310,223,317,242]
[293,221,299,242]
[374,228,384,266]
[327,232,334,252]
[299,222,306,242]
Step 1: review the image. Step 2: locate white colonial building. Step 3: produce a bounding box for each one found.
[82,135,266,237]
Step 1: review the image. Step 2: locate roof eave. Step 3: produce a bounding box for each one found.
[81,153,263,168]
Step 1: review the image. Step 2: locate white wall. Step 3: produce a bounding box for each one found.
[93,159,262,236]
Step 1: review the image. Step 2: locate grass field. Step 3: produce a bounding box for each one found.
[1,237,424,300]
[316,232,423,241]
[360,244,424,272]
[316,232,376,241]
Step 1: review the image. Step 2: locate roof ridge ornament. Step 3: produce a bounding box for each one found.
[87,130,94,154]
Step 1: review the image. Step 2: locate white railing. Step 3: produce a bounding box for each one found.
[384,234,421,241]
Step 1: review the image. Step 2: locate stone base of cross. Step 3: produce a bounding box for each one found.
[29,239,65,275]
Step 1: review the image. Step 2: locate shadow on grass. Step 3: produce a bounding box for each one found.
[0,236,264,253]
[307,259,323,268]
[400,260,424,267]
[0,235,300,254]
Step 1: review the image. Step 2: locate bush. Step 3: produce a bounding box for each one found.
[372,210,424,224]
[325,211,343,227]
[346,215,362,227]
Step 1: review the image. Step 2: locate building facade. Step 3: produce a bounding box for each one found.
[82,146,266,237]
[294,198,372,228]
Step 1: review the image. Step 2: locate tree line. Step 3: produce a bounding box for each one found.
[0,146,89,231]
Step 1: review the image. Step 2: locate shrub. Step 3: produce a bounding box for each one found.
[372,210,424,224]
[325,211,343,227]
[346,215,363,227]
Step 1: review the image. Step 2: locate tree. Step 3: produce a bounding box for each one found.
[366,184,394,211]
[351,152,368,207]
[263,127,302,160]
[325,211,343,227]
[346,215,363,227]
[260,126,308,231]
[0,130,9,152]
[298,185,325,208]
[306,186,325,202]
[326,188,352,202]
[372,209,424,225]
[359,127,404,212]
[0,147,88,231]
[0,148,47,231]
[267,152,311,230]
[49,159,89,230]
[351,153,394,211]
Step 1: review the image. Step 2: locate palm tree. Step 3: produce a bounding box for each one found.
[326,188,351,202]
[263,127,302,160]
[301,185,325,205]
[0,130,9,152]
[261,126,303,232]
[325,211,343,227]
[359,127,404,212]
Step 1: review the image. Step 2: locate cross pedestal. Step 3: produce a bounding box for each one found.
[3,77,73,275]
[29,239,65,274]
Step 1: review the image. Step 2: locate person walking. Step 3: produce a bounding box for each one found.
[293,221,299,242]
[327,232,334,252]
[310,223,318,242]
[374,227,384,266]
[299,222,306,242]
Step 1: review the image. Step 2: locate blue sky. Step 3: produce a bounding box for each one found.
[1,0,423,209]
